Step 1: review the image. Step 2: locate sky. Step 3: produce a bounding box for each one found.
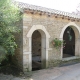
[15,0,80,13]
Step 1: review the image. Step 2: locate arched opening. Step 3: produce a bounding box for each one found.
[32,30,41,70]
[63,26,75,58]
[31,29,47,71]
[26,25,50,71]
[60,22,80,59]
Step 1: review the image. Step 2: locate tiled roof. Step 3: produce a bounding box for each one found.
[14,1,80,19]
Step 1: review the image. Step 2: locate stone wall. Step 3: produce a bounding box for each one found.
[22,11,80,71]
[12,19,23,70]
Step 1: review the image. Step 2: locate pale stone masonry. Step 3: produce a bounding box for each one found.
[14,1,80,72]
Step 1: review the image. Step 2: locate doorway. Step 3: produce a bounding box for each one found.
[63,26,75,58]
[26,25,50,71]
[32,30,41,71]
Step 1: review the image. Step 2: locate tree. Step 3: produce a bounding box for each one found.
[0,0,21,63]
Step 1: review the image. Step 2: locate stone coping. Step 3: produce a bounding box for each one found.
[62,56,80,61]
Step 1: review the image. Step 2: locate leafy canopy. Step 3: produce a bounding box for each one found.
[0,0,21,63]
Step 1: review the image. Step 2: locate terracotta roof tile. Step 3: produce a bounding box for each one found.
[14,1,80,19]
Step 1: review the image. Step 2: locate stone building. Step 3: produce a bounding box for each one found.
[14,2,80,72]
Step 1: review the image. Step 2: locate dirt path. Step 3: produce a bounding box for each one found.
[0,63,80,80]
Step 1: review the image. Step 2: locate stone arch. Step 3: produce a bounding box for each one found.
[27,25,50,38]
[60,22,80,59]
[27,25,50,71]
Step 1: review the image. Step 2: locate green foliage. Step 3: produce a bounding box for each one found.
[52,38,63,49]
[0,0,21,63]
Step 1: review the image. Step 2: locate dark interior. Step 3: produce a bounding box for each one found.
[63,27,75,58]
[32,30,41,71]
